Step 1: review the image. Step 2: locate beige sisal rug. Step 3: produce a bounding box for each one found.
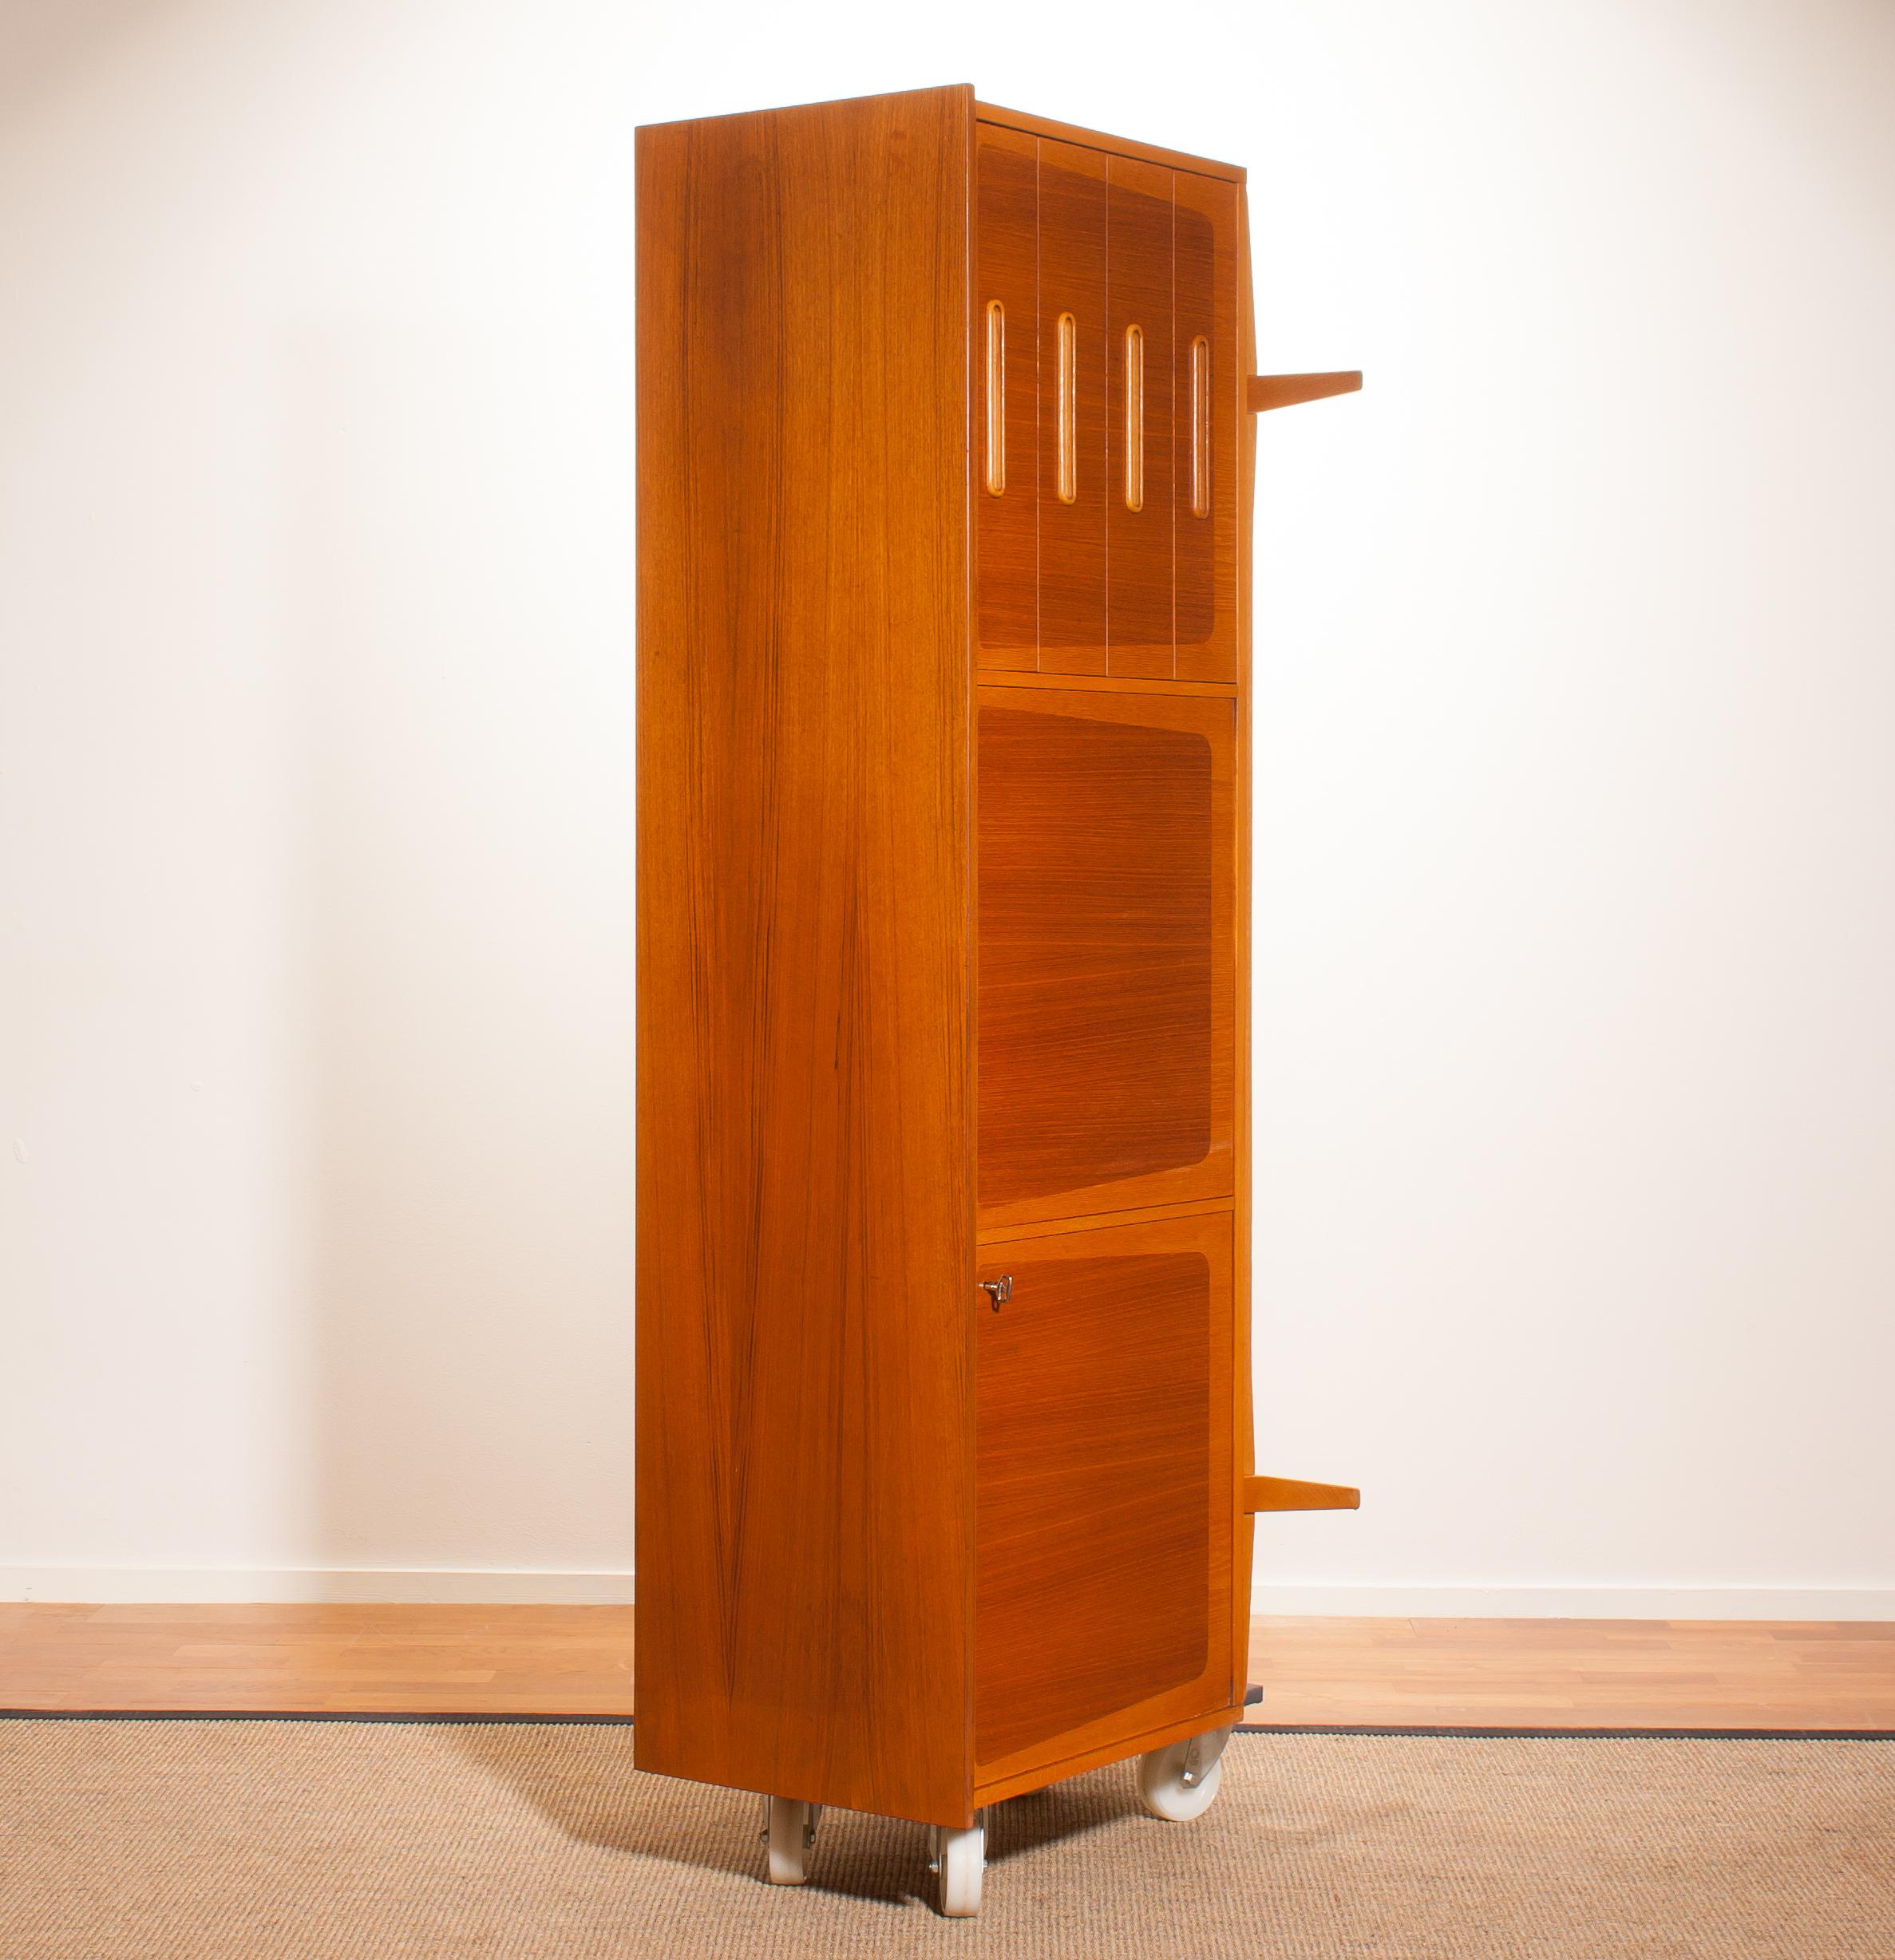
[3,1719,1891,1957]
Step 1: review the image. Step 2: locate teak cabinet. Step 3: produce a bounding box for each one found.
[636,84,1358,1916]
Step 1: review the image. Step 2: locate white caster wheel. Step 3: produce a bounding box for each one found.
[762,1796,821,1884]
[1137,1726,1232,1822]
[927,1814,985,1917]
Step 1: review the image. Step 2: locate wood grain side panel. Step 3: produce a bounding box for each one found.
[975,122,1038,670]
[634,85,975,1829]
[976,686,1235,1230]
[1106,156,1174,678]
[974,1214,1235,1782]
[1035,140,1108,674]
[1173,171,1238,682]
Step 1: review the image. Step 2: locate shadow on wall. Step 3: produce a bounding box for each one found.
[283,320,636,1589]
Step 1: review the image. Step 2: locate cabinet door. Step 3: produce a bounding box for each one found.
[975,122,1039,670]
[1173,169,1239,682]
[977,685,1235,1228]
[975,1213,1235,1784]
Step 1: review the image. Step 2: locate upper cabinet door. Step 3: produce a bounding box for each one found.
[1035,140,1109,674]
[975,124,1039,671]
[977,684,1235,1228]
[1173,171,1239,682]
[1106,156,1175,678]
[973,128,1239,682]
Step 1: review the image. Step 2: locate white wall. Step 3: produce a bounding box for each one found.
[2,0,1891,1613]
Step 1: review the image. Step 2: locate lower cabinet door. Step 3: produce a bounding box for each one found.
[974,1212,1236,1784]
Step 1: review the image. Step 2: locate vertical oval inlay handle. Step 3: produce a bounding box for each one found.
[1056,312,1078,504]
[984,300,1005,497]
[1190,334,1211,518]
[1124,323,1145,513]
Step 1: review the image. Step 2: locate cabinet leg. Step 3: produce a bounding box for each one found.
[1137,1726,1232,1821]
[927,1813,986,1917]
[762,1796,820,1884]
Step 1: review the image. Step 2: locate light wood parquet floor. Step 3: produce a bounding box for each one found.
[4,1606,1893,1727]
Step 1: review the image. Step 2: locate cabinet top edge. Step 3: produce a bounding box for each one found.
[631,90,1244,184]
[635,82,974,138]
[975,101,1245,183]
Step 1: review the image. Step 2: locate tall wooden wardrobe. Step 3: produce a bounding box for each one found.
[635,84,1358,1917]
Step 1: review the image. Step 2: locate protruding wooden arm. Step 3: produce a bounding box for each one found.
[1246,372,1363,413]
[1243,1474,1360,1513]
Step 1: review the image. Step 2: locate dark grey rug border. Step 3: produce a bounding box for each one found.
[2,1710,1890,1741]
[0,1709,635,1725]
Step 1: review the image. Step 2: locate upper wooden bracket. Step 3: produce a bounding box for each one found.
[1243,1474,1361,1514]
[1246,372,1363,414]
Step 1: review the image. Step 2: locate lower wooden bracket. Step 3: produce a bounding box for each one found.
[1243,1474,1360,1513]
